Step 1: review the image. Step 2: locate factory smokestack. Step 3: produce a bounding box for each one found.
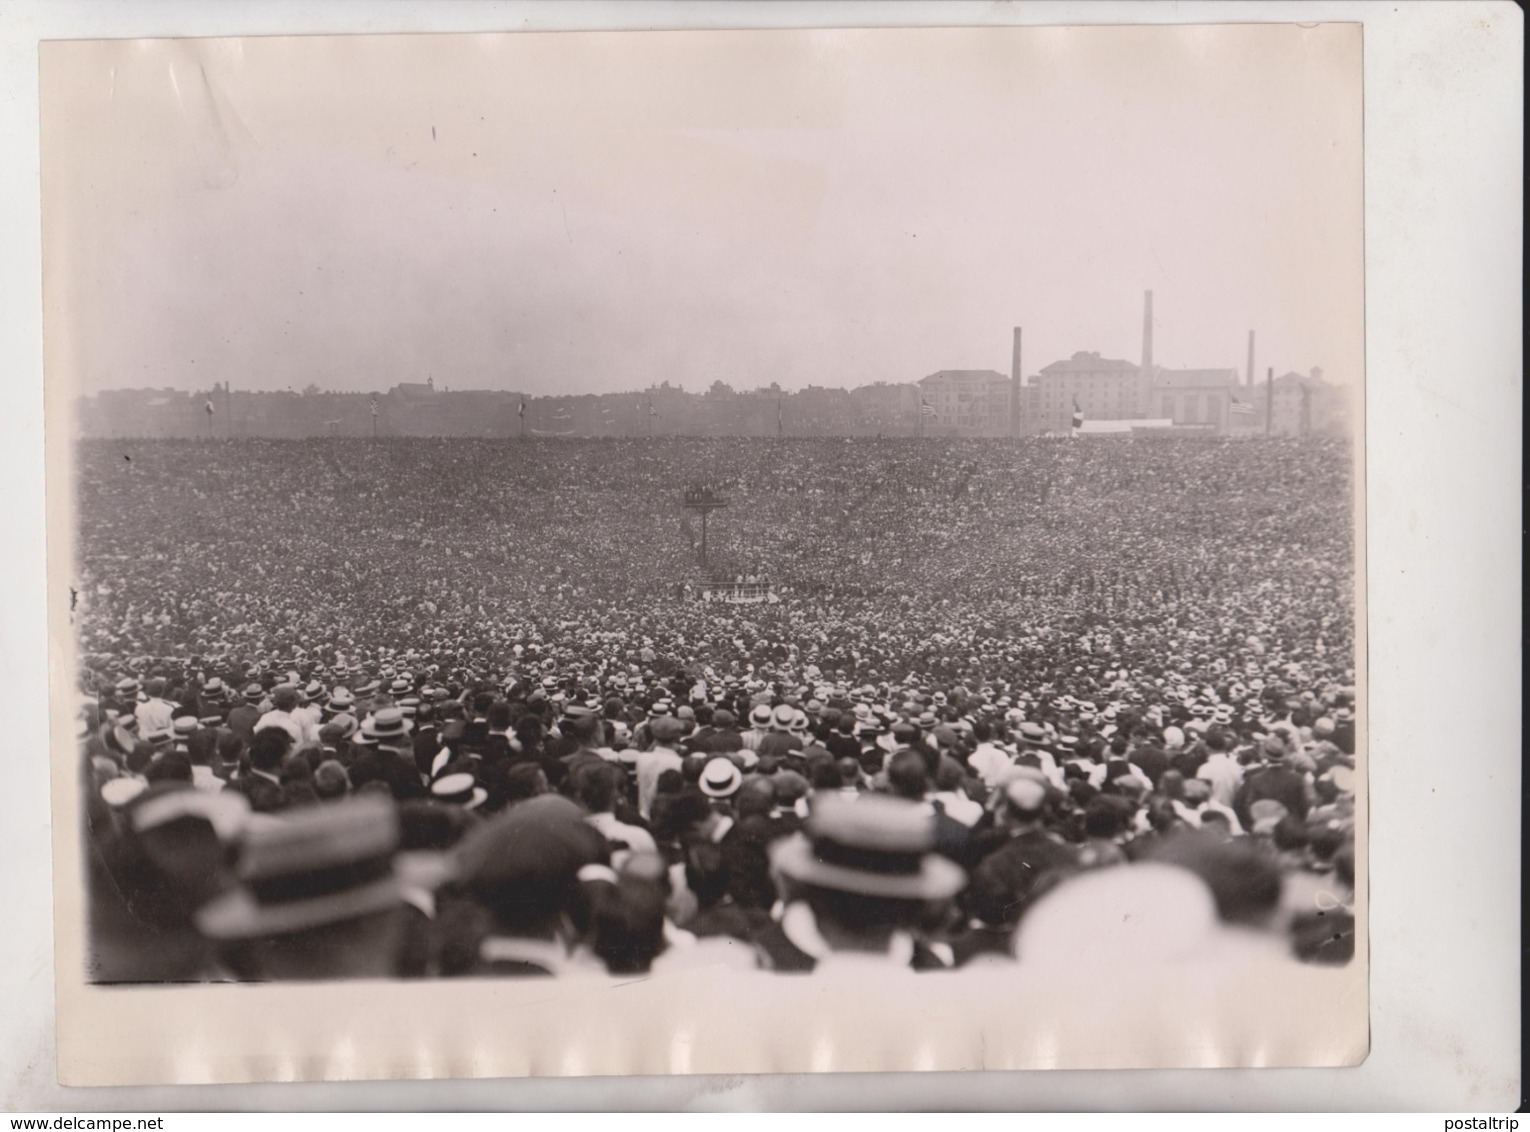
[1247,330,1256,388]
[1141,290,1154,381]
[1010,327,1022,437]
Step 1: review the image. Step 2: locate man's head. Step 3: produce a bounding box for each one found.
[486,700,513,732]
[455,795,607,938]
[885,749,929,801]
[1002,773,1049,828]
[565,707,603,747]
[736,776,776,818]
[585,875,668,975]
[248,728,292,773]
[503,763,549,805]
[573,761,622,815]
[313,760,350,801]
[144,751,192,785]
[1204,724,1236,753]
[649,715,686,746]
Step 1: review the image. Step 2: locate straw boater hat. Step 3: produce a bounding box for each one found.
[100,776,148,809]
[430,772,487,811]
[101,711,141,757]
[325,689,356,717]
[698,757,743,799]
[769,794,966,901]
[196,795,435,940]
[356,707,413,746]
[170,716,200,748]
[130,783,249,844]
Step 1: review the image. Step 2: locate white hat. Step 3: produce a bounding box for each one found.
[431,772,487,810]
[698,757,743,799]
[100,777,147,808]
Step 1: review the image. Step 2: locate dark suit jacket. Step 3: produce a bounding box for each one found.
[225,770,284,813]
[412,726,443,778]
[825,732,862,762]
[226,704,260,741]
[454,720,490,759]
[350,748,428,801]
[1233,765,1310,829]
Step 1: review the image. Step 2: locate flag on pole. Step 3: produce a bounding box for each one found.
[518,400,525,418]
[1071,399,1084,431]
[1229,394,1255,416]
[204,399,215,417]
[649,404,658,417]
[370,395,379,418]
[920,398,938,417]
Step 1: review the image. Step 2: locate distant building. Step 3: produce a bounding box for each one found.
[917,369,1012,434]
[1023,351,1148,434]
[1017,292,1274,436]
[847,382,921,432]
[1264,367,1348,437]
[384,377,447,435]
[1014,382,1042,433]
[1147,367,1242,431]
[391,377,437,401]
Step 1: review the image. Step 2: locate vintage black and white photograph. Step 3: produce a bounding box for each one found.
[42,21,1367,1078]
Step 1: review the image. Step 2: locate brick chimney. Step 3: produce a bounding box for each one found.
[1010,327,1023,436]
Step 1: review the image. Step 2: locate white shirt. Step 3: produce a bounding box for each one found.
[1175,798,1244,834]
[293,703,325,733]
[635,746,683,819]
[586,811,658,856]
[1197,752,1245,808]
[930,791,984,827]
[134,698,175,739]
[967,742,1014,785]
[252,709,310,747]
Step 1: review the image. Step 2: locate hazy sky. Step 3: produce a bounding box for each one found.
[43,24,1362,397]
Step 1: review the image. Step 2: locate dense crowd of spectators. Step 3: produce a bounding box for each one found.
[73,435,1357,982]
